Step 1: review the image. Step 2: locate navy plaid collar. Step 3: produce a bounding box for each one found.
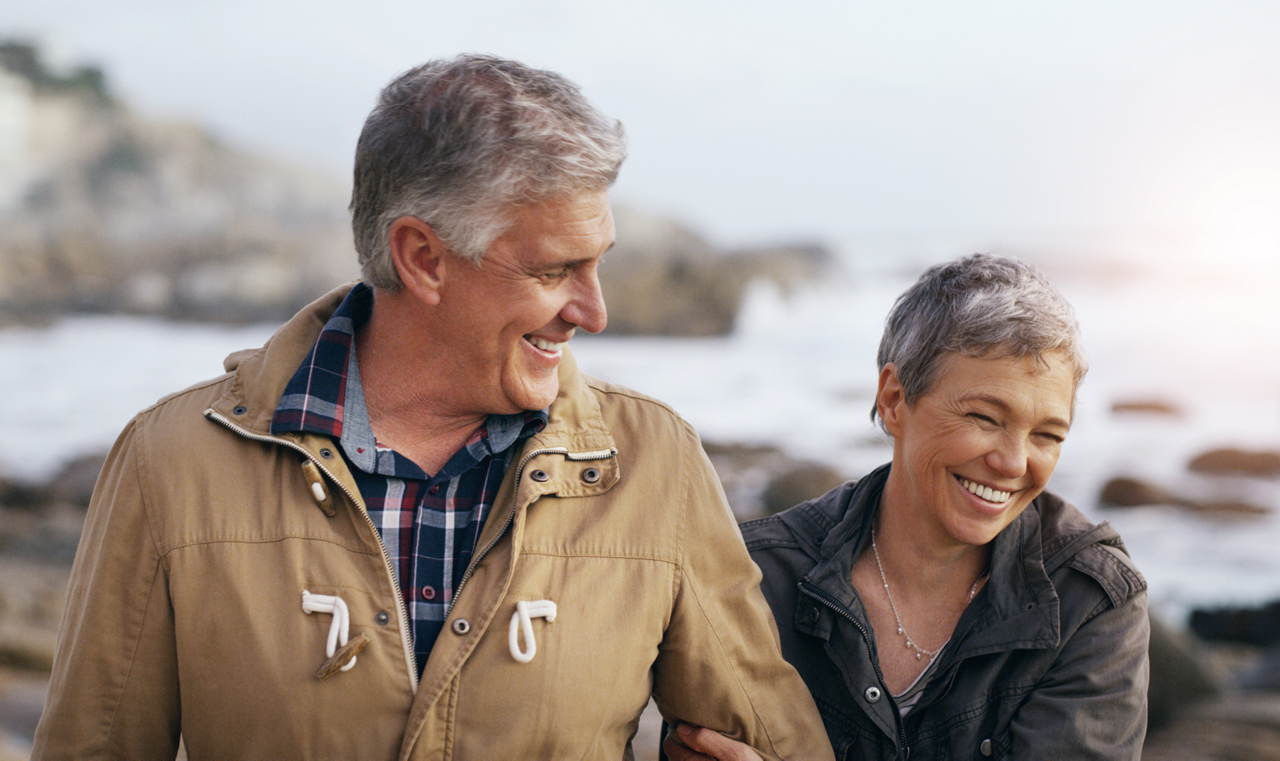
[271,282,547,478]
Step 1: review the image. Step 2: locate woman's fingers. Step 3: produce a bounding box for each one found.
[662,723,764,761]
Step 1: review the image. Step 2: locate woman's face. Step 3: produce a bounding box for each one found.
[878,350,1075,549]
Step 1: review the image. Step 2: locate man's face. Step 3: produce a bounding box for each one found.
[437,190,613,416]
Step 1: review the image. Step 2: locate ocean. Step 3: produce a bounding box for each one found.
[5,263,1280,624]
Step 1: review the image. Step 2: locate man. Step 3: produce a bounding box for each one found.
[33,55,833,760]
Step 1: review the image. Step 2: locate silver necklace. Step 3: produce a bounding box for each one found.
[870,526,984,661]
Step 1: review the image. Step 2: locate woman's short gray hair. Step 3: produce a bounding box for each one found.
[350,54,627,291]
[872,253,1087,426]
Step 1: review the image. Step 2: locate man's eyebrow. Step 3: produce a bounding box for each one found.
[960,392,1071,429]
[550,240,615,268]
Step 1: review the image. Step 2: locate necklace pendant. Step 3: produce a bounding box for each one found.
[916,652,923,660]
[897,626,904,635]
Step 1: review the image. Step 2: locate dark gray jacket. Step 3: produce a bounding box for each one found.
[741,465,1149,760]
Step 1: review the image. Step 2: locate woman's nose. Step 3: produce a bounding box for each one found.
[986,434,1028,479]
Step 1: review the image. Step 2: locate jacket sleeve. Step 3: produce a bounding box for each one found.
[1007,584,1151,760]
[650,441,836,761]
[32,418,182,760]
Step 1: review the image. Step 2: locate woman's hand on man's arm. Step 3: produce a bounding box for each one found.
[662,723,764,761]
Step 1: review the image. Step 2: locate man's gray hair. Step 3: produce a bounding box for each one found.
[351,54,627,291]
[873,253,1087,425]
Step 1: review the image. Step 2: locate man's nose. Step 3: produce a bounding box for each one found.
[564,267,607,334]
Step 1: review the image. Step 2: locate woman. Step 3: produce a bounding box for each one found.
[666,254,1148,760]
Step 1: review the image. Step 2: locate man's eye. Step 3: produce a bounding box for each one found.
[968,413,997,425]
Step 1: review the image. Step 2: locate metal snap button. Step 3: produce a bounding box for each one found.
[232,405,247,416]
[805,607,820,624]
[375,611,390,625]
[530,469,550,482]
[451,618,471,635]
[864,686,881,703]
[581,467,601,483]
[319,448,334,460]
[981,738,993,756]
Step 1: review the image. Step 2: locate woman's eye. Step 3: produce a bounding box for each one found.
[968,413,997,425]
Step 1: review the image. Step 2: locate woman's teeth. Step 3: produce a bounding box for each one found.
[959,477,1011,504]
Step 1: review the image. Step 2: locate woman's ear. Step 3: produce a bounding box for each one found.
[388,216,450,306]
[876,364,907,436]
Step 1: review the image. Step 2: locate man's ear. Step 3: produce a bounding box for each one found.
[389,216,450,306]
[876,364,907,436]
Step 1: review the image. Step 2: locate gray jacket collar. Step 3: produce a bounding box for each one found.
[788,464,1072,658]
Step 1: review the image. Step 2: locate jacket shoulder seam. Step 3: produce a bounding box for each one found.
[740,516,803,552]
[583,376,697,433]
[134,372,233,417]
[1061,543,1147,608]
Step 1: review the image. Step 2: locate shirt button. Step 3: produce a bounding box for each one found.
[863,686,882,703]
[429,484,440,495]
[981,739,993,756]
[451,618,471,635]
[421,585,436,600]
[530,469,550,482]
[581,467,601,483]
[375,611,390,625]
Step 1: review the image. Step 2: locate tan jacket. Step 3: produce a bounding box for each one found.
[33,286,833,761]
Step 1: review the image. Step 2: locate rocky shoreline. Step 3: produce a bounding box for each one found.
[4,444,1280,758]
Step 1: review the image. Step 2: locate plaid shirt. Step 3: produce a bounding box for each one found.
[272,283,546,673]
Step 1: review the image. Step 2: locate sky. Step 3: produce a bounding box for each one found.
[7,0,1280,270]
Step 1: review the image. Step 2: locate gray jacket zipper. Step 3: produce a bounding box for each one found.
[800,581,911,761]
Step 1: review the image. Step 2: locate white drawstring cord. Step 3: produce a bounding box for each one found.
[302,590,358,672]
[508,600,557,664]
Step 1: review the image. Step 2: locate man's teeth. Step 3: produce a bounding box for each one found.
[527,337,565,352]
[959,477,1011,504]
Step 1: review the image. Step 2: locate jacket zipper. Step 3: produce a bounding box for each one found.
[800,581,911,760]
[205,410,420,691]
[444,445,617,619]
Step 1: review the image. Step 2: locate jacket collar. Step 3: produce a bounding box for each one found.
[208,282,619,495]
[210,284,351,435]
[791,464,1063,656]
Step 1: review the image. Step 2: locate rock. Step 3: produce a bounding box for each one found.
[0,44,832,334]
[0,40,358,324]
[1188,448,1280,478]
[702,441,847,521]
[0,478,46,511]
[1147,613,1219,731]
[761,463,847,516]
[1240,647,1280,691]
[1190,600,1280,648]
[1184,500,1272,518]
[46,451,105,508]
[1099,477,1178,507]
[1110,398,1182,416]
[1098,476,1271,518]
[602,206,832,336]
